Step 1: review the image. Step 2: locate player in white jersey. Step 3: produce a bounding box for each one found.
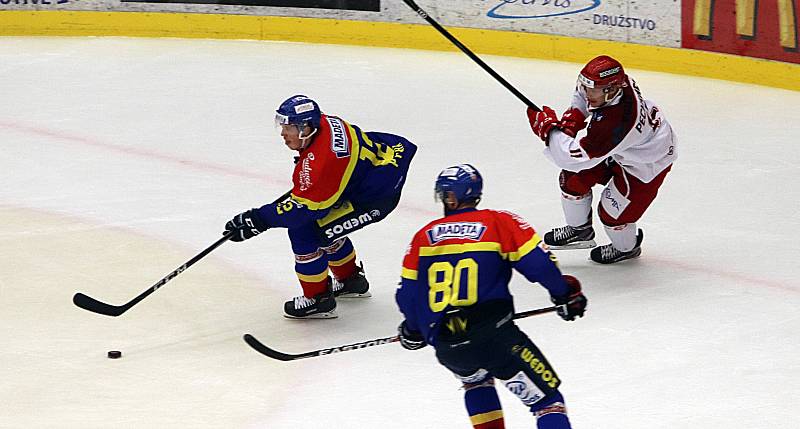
[526,55,677,264]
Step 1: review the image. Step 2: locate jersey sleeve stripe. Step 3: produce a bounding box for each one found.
[507,234,542,262]
[401,267,418,280]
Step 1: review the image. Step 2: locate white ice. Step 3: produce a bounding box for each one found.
[1,36,798,428]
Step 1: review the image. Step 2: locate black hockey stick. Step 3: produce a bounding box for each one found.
[73,191,293,317]
[72,233,233,316]
[401,0,540,111]
[243,305,558,361]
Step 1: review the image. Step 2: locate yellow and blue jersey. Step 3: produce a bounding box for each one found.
[396,208,568,345]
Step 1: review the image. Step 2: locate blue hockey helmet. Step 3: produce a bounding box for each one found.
[275,95,322,132]
[434,164,483,205]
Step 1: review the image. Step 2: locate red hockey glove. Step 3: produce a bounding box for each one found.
[559,108,587,138]
[526,106,559,144]
[550,275,587,321]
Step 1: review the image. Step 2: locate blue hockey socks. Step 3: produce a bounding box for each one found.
[531,392,571,429]
[464,380,504,429]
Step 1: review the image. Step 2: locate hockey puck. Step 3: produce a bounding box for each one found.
[107,350,122,359]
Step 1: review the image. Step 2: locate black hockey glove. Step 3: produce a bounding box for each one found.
[550,275,587,322]
[398,321,427,351]
[224,209,269,242]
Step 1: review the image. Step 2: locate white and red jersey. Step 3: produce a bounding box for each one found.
[545,76,677,183]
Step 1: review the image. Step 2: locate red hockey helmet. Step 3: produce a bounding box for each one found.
[578,55,626,88]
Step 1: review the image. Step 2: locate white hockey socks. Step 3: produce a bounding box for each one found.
[604,223,638,252]
[561,192,592,227]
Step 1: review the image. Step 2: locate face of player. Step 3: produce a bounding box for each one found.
[280,124,312,151]
[585,84,620,108]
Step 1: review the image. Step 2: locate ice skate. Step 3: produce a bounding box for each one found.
[332,263,371,298]
[590,229,643,264]
[544,222,596,250]
[283,287,337,319]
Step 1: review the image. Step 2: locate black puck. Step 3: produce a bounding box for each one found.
[107,350,122,359]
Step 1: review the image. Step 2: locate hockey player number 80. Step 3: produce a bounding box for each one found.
[428,258,479,312]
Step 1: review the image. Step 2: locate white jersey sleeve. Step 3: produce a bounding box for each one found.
[544,77,677,183]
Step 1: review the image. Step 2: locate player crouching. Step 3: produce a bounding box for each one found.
[224,95,416,319]
[526,55,677,264]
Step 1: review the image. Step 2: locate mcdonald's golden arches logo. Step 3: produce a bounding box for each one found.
[693,0,797,49]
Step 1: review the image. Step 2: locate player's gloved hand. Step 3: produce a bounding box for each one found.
[398,321,427,351]
[551,275,587,321]
[526,106,559,144]
[559,107,587,138]
[224,209,269,242]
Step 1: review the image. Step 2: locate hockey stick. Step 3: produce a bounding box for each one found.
[73,233,233,316]
[243,305,558,361]
[73,191,292,317]
[401,0,540,111]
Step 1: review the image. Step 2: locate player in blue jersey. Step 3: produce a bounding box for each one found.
[396,164,587,429]
[224,95,416,319]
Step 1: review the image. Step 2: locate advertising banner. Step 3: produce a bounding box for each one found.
[682,0,799,64]
[118,0,379,12]
[405,1,681,47]
[0,1,681,48]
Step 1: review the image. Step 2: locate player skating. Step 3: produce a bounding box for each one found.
[224,95,416,319]
[396,164,586,429]
[526,55,677,264]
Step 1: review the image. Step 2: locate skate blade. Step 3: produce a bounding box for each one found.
[283,309,339,320]
[336,291,372,299]
[548,240,597,250]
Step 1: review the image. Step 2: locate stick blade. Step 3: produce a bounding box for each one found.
[72,292,127,317]
[243,334,304,361]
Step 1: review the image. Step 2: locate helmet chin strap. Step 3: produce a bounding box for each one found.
[604,86,622,103]
[589,86,623,109]
[298,127,318,149]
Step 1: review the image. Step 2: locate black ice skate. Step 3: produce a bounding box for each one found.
[590,229,644,264]
[283,286,337,319]
[544,222,597,250]
[332,263,371,298]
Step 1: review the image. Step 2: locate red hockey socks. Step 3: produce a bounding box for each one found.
[298,276,329,298]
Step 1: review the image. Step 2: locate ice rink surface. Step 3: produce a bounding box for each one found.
[1,36,798,428]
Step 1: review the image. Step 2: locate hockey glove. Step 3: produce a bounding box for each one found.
[550,275,587,322]
[224,209,269,242]
[559,108,587,138]
[398,321,427,351]
[526,106,559,144]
